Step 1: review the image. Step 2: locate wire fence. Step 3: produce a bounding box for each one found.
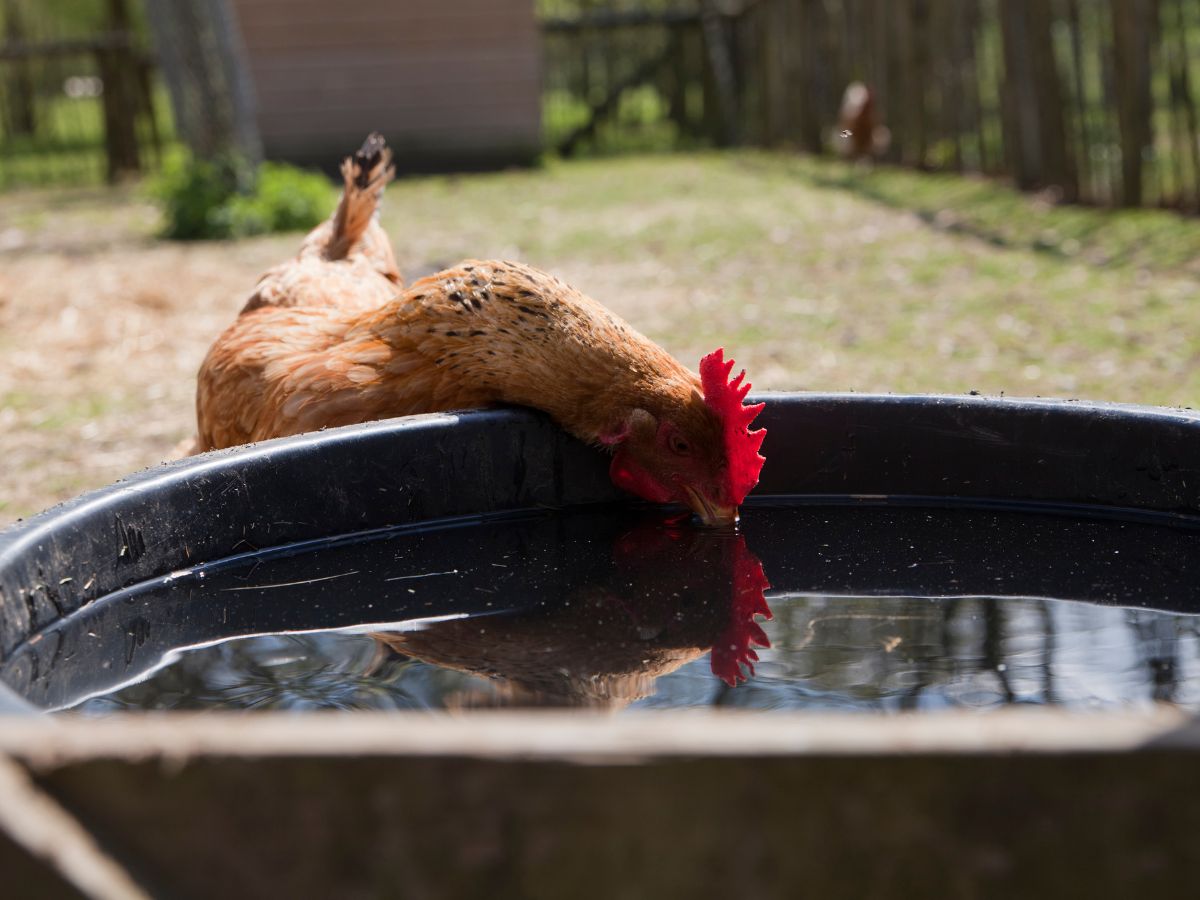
[541,2,723,155]
[0,0,165,190]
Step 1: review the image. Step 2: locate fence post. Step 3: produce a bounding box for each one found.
[1111,0,1155,206]
[877,0,902,162]
[998,0,1074,197]
[958,0,987,173]
[758,0,781,145]
[98,0,141,182]
[1064,0,1094,202]
[699,0,740,146]
[1166,0,1200,210]
[909,0,929,167]
[2,0,36,136]
[933,0,963,171]
[999,1,1037,188]
[1027,0,1076,199]
[794,0,824,154]
[893,0,919,165]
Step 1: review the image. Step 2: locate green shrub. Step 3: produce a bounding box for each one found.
[149,155,239,240]
[150,155,336,240]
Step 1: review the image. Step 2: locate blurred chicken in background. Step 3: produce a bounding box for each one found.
[833,82,891,162]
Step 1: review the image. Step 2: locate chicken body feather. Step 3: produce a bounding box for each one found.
[195,258,762,522]
[198,259,695,449]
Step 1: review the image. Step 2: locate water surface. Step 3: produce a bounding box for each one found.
[79,592,1200,713]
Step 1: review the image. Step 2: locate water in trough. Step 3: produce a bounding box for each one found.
[6,500,1197,713]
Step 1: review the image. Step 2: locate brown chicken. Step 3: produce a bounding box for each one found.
[834,82,890,161]
[195,152,765,524]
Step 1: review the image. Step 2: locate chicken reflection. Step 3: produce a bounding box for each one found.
[79,514,774,712]
[372,518,771,708]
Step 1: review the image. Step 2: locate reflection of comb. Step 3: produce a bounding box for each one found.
[709,537,773,686]
[699,349,767,505]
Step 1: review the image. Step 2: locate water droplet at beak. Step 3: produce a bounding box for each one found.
[683,486,739,527]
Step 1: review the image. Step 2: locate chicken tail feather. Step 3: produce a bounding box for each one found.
[326,132,395,261]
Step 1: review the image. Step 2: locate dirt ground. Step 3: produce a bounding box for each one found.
[0,188,296,524]
[3,151,1199,525]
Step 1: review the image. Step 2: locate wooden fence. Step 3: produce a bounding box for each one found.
[543,0,1200,211]
[0,0,162,189]
[541,7,719,155]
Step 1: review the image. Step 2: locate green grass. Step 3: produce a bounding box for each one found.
[786,157,1200,276]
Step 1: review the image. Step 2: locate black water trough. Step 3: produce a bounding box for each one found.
[6,393,1200,898]
[3,393,1200,713]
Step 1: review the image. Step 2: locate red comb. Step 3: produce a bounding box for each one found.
[699,349,767,505]
[709,537,773,686]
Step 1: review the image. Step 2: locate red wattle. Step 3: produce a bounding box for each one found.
[609,452,673,504]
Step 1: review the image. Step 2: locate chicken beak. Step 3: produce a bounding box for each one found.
[683,486,739,527]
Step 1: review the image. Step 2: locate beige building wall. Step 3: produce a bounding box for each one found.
[231,0,541,170]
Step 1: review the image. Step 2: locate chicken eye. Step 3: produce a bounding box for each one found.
[669,433,692,456]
